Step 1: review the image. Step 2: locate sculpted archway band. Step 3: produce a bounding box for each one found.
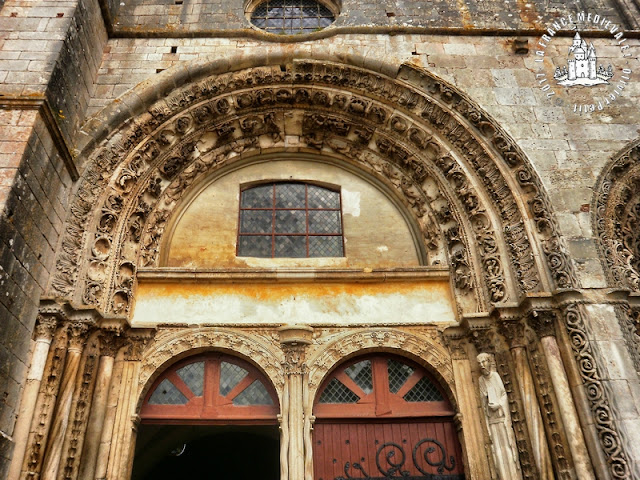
[5,57,637,480]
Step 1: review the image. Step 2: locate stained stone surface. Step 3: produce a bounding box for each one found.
[0,0,639,479]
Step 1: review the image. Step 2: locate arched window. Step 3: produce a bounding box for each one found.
[140,354,279,422]
[313,355,464,480]
[237,182,344,258]
[249,0,336,35]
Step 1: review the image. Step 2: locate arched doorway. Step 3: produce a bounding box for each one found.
[132,353,280,480]
[313,355,465,480]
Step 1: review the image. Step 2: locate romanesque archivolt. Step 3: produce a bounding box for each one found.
[594,137,640,291]
[49,60,578,322]
[136,327,285,407]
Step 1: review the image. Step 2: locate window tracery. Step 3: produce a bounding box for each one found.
[249,0,335,34]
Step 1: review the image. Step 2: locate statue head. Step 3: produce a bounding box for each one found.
[476,352,495,377]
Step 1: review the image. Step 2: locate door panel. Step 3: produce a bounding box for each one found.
[314,421,465,480]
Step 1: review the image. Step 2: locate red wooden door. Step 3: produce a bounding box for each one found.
[313,356,465,480]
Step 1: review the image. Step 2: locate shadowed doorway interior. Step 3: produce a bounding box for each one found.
[132,353,280,479]
[131,425,280,480]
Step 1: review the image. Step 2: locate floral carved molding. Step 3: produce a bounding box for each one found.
[136,327,285,408]
[593,137,640,291]
[49,60,577,319]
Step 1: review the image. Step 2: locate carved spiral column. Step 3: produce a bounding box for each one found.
[8,316,57,480]
[21,321,70,479]
[500,320,554,480]
[93,353,125,480]
[444,333,492,480]
[528,311,595,480]
[78,331,123,480]
[41,322,90,480]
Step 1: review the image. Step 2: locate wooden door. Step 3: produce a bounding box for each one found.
[313,355,465,480]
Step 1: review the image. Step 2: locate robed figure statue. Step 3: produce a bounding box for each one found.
[477,353,523,480]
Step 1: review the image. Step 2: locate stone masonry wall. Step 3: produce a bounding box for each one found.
[114,0,639,33]
[0,0,107,475]
[0,113,73,478]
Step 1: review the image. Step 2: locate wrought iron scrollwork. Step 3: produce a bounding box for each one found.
[335,439,464,480]
[413,438,455,475]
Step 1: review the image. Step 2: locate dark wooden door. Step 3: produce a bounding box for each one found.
[313,355,465,480]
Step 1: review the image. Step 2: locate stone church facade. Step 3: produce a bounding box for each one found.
[0,1,639,479]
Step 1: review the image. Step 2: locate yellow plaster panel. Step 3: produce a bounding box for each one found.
[164,159,422,268]
[132,279,455,327]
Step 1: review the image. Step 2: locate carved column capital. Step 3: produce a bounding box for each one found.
[67,322,90,353]
[97,330,124,358]
[123,336,148,361]
[281,344,308,375]
[469,327,496,355]
[35,315,58,342]
[499,320,526,349]
[528,310,558,338]
[442,331,469,361]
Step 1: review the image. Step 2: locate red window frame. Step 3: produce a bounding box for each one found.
[140,354,279,424]
[314,355,454,419]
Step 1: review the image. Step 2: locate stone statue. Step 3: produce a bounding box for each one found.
[477,353,523,480]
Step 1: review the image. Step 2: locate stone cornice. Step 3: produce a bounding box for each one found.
[135,267,450,284]
[38,298,127,331]
[105,26,640,42]
[0,97,79,181]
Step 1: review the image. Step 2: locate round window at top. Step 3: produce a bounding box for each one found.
[248,0,338,35]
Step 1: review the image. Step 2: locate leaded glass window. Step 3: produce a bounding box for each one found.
[403,377,444,402]
[220,361,248,396]
[315,355,452,418]
[344,360,373,395]
[318,378,361,404]
[238,182,344,258]
[148,379,188,405]
[233,380,274,405]
[387,359,414,394]
[250,0,335,35]
[141,354,279,421]
[176,361,204,397]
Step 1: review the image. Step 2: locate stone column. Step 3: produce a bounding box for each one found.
[20,324,70,479]
[7,316,57,480]
[278,325,313,480]
[501,320,554,479]
[283,345,306,480]
[529,311,595,480]
[303,370,315,480]
[105,336,147,480]
[41,322,89,480]
[78,331,122,480]
[445,334,492,480]
[278,379,290,480]
[94,355,125,480]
